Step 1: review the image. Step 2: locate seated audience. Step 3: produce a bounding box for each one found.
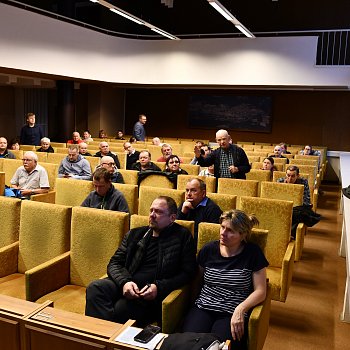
[67,131,84,145]
[260,157,277,180]
[270,145,289,163]
[0,137,16,158]
[191,143,211,165]
[165,155,188,175]
[37,137,54,153]
[300,145,321,156]
[199,164,215,177]
[99,129,108,139]
[157,143,174,162]
[58,145,91,180]
[279,142,291,154]
[9,138,20,151]
[277,165,311,206]
[81,168,128,212]
[94,141,121,169]
[177,178,222,244]
[115,130,125,140]
[124,141,140,170]
[82,130,93,142]
[10,151,50,198]
[97,156,124,183]
[131,150,161,172]
[152,137,162,146]
[183,209,268,347]
[85,196,196,326]
[79,142,92,157]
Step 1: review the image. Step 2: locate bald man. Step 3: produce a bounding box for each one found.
[194,129,250,179]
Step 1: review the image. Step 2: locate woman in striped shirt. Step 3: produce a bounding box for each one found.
[183,209,269,349]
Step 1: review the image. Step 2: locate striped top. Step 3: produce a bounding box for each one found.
[195,241,268,316]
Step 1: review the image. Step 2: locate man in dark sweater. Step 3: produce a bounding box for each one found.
[123,141,140,170]
[177,178,222,244]
[85,195,196,326]
[20,112,43,146]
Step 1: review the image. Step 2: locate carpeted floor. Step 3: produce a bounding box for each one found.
[264,183,350,350]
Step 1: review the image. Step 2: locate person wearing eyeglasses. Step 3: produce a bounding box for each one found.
[10,151,50,198]
[81,167,129,212]
[97,156,124,184]
[123,141,140,170]
[165,155,188,175]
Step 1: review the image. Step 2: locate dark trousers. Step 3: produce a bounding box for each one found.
[85,278,160,327]
[182,306,247,350]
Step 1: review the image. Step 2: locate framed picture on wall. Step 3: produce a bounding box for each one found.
[188,94,272,133]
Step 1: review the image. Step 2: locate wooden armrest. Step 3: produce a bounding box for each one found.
[0,242,19,277]
[31,190,56,203]
[25,251,70,301]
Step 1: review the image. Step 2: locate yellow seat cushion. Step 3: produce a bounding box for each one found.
[0,273,25,299]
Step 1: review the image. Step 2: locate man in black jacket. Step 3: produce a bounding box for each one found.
[85,196,197,326]
[194,129,250,179]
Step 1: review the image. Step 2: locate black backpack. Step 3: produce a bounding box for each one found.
[160,332,221,350]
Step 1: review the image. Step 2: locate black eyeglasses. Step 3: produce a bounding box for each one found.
[169,160,180,164]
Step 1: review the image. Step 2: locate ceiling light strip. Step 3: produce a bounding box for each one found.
[90,0,180,40]
[207,0,255,38]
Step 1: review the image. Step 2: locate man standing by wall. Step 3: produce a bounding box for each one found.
[20,113,43,146]
[133,114,147,141]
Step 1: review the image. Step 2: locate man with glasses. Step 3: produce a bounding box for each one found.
[10,151,49,198]
[194,129,250,179]
[123,141,140,170]
[81,168,129,212]
[98,156,124,183]
[85,195,196,326]
[94,141,121,169]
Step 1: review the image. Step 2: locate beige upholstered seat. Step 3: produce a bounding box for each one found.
[114,152,127,169]
[177,174,216,193]
[84,156,101,172]
[28,208,129,314]
[139,174,175,189]
[180,163,200,175]
[55,178,94,206]
[2,159,23,186]
[138,186,185,216]
[0,201,71,300]
[239,196,295,302]
[35,152,48,163]
[260,181,306,261]
[113,183,138,215]
[246,169,273,195]
[19,145,36,151]
[118,169,138,185]
[8,149,23,159]
[0,171,4,196]
[46,152,67,164]
[0,197,21,248]
[217,178,258,207]
[206,192,237,212]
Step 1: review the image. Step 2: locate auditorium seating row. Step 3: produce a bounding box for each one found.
[0,198,270,350]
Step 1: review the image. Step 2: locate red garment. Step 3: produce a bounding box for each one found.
[67,139,84,144]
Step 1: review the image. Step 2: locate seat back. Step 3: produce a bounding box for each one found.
[2,159,23,186]
[0,171,4,195]
[10,150,23,159]
[20,145,36,151]
[139,174,175,189]
[118,169,138,185]
[206,192,237,212]
[84,156,101,172]
[180,164,200,175]
[35,152,48,163]
[115,152,127,169]
[217,178,259,197]
[197,222,268,254]
[18,201,71,273]
[46,153,67,165]
[130,214,195,237]
[239,196,293,268]
[246,170,272,195]
[113,183,138,215]
[70,207,129,287]
[0,197,21,247]
[177,174,216,193]
[55,178,94,206]
[40,162,59,190]
[260,181,304,207]
[138,186,184,215]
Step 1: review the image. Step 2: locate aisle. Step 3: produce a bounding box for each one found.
[264,184,349,350]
